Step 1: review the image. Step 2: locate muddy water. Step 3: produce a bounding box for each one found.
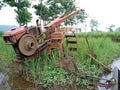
[1,58,120,90]
[0,72,35,90]
[0,62,35,90]
[10,76,35,90]
[0,73,11,90]
[98,57,120,90]
[111,58,120,70]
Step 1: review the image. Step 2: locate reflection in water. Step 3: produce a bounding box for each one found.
[111,58,120,70]
[98,58,120,90]
[0,73,11,90]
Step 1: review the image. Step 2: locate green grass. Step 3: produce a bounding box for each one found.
[0,37,15,74]
[24,36,120,89]
[1,32,120,89]
[0,31,3,37]
[77,32,120,38]
[0,37,15,62]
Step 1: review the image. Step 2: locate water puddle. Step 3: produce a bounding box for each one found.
[10,76,35,90]
[0,72,11,90]
[111,58,120,70]
[0,72,35,90]
[98,57,120,90]
[1,58,120,90]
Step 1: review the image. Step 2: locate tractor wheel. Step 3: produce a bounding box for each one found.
[18,34,38,56]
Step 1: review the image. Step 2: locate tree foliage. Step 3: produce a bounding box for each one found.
[3,0,32,26]
[90,19,99,32]
[15,8,32,26]
[107,24,115,32]
[33,0,87,26]
[33,3,50,21]
[75,11,87,23]
[0,0,5,10]
[75,11,87,32]
[115,27,120,32]
[47,0,75,19]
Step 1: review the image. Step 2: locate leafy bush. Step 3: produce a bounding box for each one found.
[0,31,3,37]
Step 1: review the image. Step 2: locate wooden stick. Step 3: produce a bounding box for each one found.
[88,54,112,72]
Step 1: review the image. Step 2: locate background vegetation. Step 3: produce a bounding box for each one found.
[0,0,87,27]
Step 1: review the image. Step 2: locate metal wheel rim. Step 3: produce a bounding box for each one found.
[18,34,37,56]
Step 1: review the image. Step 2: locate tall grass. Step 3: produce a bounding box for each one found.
[24,35,120,89]
[0,36,15,75]
[0,37,15,63]
[24,50,69,87]
[77,32,120,38]
[0,31,3,37]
